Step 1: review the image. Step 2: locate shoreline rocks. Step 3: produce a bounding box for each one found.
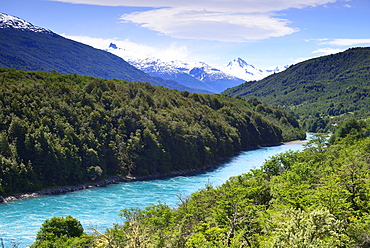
[0,140,301,204]
[1,176,127,203]
[0,165,219,203]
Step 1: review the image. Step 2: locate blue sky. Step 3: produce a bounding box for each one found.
[2,0,370,69]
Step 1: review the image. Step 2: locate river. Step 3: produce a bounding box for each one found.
[0,138,309,247]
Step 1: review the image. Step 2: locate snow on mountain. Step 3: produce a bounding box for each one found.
[189,61,240,82]
[0,13,52,34]
[222,58,288,81]
[128,58,190,75]
[126,58,245,93]
[127,58,222,93]
[106,43,287,93]
[127,55,288,84]
[127,56,288,91]
[222,58,264,81]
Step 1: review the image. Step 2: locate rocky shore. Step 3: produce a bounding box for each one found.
[0,176,127,203]
[0,139,306,204]
[0,164,219,203]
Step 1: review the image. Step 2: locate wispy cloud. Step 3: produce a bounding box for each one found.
[47,0,342,12]
[312,47,345,55]
[121,8,297,42]
[293,47,345,64]
[49,0,344,42]
[320,38,370,46]
[62,34,191,61]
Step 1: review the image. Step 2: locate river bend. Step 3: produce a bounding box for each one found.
[0,140,307,247]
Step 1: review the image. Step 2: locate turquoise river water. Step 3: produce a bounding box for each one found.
[0,137,309,247]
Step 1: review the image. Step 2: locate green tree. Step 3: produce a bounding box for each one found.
[31,216,89,248]
[270,208,345,247]
[329,118,368,144]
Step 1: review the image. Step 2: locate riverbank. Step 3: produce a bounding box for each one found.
[0,139,306,204]
[1,140,309,247]
[283,139,307,145]
[0,176,124,203]
[0,163,221,203]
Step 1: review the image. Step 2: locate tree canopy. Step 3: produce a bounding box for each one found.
[31,121,370,247]
[223,47,370,133]
[0,68,304,196]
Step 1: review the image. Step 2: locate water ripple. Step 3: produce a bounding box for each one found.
[0,142,305,247]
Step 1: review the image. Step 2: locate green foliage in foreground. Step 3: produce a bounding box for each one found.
[0,68,304,196]
[33,123,370,247]
[31,216,93,248]
[329,118,370,144]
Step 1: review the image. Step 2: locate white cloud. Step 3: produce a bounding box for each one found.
[304,38,329,42]
[48,0,341,12]
[49,0,343,42]
[312,47,345,55]
[62,34,191,62]
[292,47,344,64]
[121,8,297,42]
[320,38,370,46]
[292,56,315,64]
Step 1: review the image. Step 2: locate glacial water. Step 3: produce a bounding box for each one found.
[0,138,309,247]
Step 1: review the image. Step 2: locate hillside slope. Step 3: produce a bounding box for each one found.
[223,47,370,132]
[0,69,304,197]
[0,13,209,93]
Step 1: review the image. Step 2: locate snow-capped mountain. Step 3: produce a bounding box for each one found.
[130,58,239,83]
[0,13,53,34]
[1,13,214,93]
[106,43,288,93]
[222,58,288,81]
[189,61,239,82]
[127,58,244,93]
[126,57,288,93]
[129,58,190,76]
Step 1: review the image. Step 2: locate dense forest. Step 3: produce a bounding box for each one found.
[0,68,304,197]
[30,119,370,247]
[223,47,370,133]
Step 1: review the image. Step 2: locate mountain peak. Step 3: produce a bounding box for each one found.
[236,57,248,66]
[222,57,289,81]
[0,13,52,34]
[109,43,118,49]
[227,57,253,69]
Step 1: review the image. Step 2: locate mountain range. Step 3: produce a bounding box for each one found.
[127,58,244,93]
[0,13,286,94]
[107,43,287,93]
[0,13,211,94]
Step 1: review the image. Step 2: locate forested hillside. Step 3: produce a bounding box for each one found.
[0,68,304,197]
[31,120,370,247]
[223,47,370,132]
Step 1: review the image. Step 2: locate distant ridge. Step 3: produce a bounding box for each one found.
[106,44,287,93]
[223,47,370,132]
[127,58,244,93]
[0,13,209,94]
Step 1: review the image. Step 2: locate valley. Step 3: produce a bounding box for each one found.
[0,11,369,248]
